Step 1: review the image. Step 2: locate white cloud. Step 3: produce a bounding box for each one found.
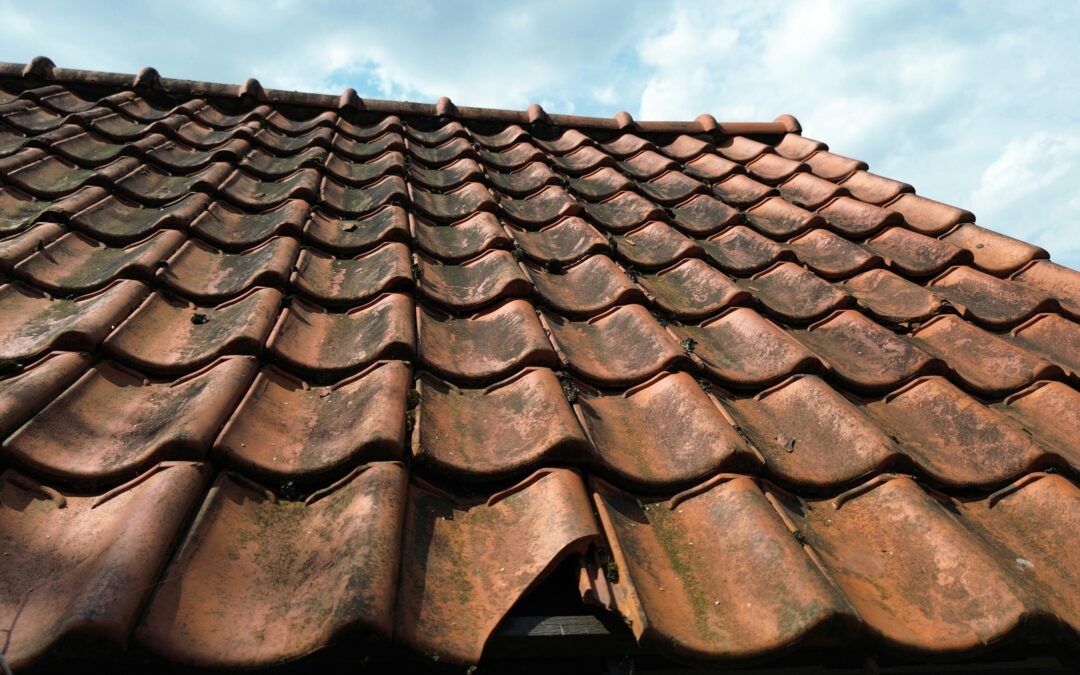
[0,0,1078,265]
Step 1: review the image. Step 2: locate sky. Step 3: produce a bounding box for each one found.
[1,0,1078,266]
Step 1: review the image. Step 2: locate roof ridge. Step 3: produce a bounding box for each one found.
[0,56,802,136]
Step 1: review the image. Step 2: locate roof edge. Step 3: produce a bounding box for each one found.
[0,57,802,136]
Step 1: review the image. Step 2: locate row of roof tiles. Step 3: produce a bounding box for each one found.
[3,461,1079,669]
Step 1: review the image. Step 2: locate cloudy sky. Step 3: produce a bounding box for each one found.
[2,0,1078,266]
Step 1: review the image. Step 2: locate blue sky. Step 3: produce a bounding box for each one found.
[2,0,1078,266]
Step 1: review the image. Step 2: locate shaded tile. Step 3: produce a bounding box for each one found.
[235,146,326,180]
[711,174,776,207]
[778,172,846,210]
[320,174,408,215]
[472,124,530,150]
[715,136,770,162]
[638,258,749,320]
[479,142,546,170]
[0,352,90,437]
[672,308,820,388]
[1011,260,1080,320]
[885,193,974,235]
[157,236,299,301]
[542,304,684,386]
[413,368,588,478]
[397,468,600,664]
[524,254,644,315]
[816,195,901,236]
[660,134,713,161]
[910,314,1062,395]
[997,383,1080,467]
[324,150,405,186]
[0,184,104,235]
[410,137,476,166]
[796,310,939,392]
[14,229,184,293]
[413,211,510,262]
[0,463,209,671]
[267,294,415,378]
[838,170,912,205]
[331,130,406,160]
[637,170,707,204]
[73,192,211,244]
[104,287,283,374]
[683,153,743,182]
[417,299,557,382]
[216,361,409,480]
[584,191,664,232]
[486,161,561,197]
[593,474,850,661]
[114,162,231,206]
[408,121,466,145]
[0,221,65,272]
[745,153,806,183]
[861,226,971,277]
[502,185,584,226]
[217,165,319,208]
[551,145,616,174]
[535,129,594,155]
[618,149,680,180]
[575,371,759,488]
[50,130,134,166]
[3,357,257,485]
[929,265,1055,328]
[4,152,131,199]
[803,150,867,180]
[291,242,412,307]
[611,221,701,269]
[667,193,741,236]
[303,204,409,253]
[730,374,899,488]
[786,228,882,279]
[743,262,852,323]
[0,280,147,361]
[784,475,1027,650]
[1009,313,1080,376]
[601,134,655,158]
[336,115,403,141]
[745,196,823,238]
[138,463,406,668]
[146,137,250,172]
[865,377,1047,486]
[843,268,945,324]
[189,198,308,248]
[942,223,1048,275]
[409,157,484,191]
[506,217,608,263]
[411,181,495,221]
[417,249,531,310]
[566,167,633,201]
[773,134,826,161]
[697,225,789,274]
[958,473,1080,630]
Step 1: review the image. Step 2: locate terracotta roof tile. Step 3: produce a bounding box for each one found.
[266,294,415,377]
[3,357,256,485]
[4,65,1080,670]
[524,254,643,315]
[138,463,405,668]
[215,362,409,481]
[397,468,599,664]
[574,371,759,488]
[103,287,282,374]
[417,299,556,382]
[637,258,749,319]
[541,304,684,386]
[413,368,588,478]
[743,261,853,322]
[0,463,209,671]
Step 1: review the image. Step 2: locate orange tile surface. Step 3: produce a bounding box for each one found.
[1,58,1080,670]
